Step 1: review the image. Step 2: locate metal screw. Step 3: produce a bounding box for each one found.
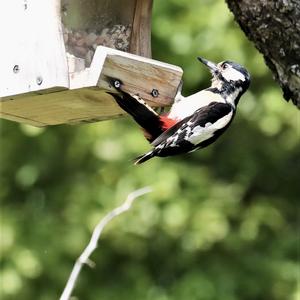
[13,65,20,73]
[36,76,43,85]
[151,89,159,98]
[113,80,121,89]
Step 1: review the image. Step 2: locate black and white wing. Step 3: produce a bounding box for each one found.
[151,101,235,156]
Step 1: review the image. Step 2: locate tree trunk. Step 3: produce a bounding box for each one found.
[225,0,300,109]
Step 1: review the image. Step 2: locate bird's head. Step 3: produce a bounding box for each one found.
[198,57,250,106]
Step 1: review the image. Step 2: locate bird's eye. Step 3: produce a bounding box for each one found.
[222,63,228,70]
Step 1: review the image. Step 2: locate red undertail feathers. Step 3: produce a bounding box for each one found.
[159,115,178,130]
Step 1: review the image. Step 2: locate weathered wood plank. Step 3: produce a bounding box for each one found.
[130,0,153,58]
[0,89,123,126]
[0,47,183,126]
[94,46,183,105]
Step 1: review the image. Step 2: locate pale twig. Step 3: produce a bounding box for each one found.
[60,187,152,300]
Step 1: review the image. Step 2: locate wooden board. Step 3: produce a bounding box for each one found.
[0,47,183,126]
[130,0,153,58]
[94,47,183,106]
[0,89,123,126]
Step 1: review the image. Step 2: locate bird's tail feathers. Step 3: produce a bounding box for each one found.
[134,151,155,165]
[106,76,165,143]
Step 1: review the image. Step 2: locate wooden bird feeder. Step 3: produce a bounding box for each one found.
[0,0,183,126]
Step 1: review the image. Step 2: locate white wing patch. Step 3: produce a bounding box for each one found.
[222,66,246,82]
[187,111,233,145]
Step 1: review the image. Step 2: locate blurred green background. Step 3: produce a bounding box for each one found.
[0,0,299,299]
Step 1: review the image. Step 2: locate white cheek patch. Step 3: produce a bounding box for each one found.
[223,67,246,82]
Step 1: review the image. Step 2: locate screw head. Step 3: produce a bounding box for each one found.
[13,65,20,73]
[113,80,121,89]
[151,89,159,98]
[36,76,43,85]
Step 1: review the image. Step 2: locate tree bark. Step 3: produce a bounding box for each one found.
[225,0,300,109]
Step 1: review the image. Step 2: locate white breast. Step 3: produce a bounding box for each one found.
[168,90,224,120]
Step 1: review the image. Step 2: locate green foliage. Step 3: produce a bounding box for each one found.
[0,0,299,299]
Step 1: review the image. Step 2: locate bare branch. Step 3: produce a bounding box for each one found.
[60,186,152,300]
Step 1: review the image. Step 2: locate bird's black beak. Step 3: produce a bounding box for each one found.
[197,57,218,73]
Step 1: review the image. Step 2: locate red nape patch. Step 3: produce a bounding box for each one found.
[159,115,178,130]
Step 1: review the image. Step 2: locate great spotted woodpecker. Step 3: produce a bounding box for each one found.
[108,57,250,164]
